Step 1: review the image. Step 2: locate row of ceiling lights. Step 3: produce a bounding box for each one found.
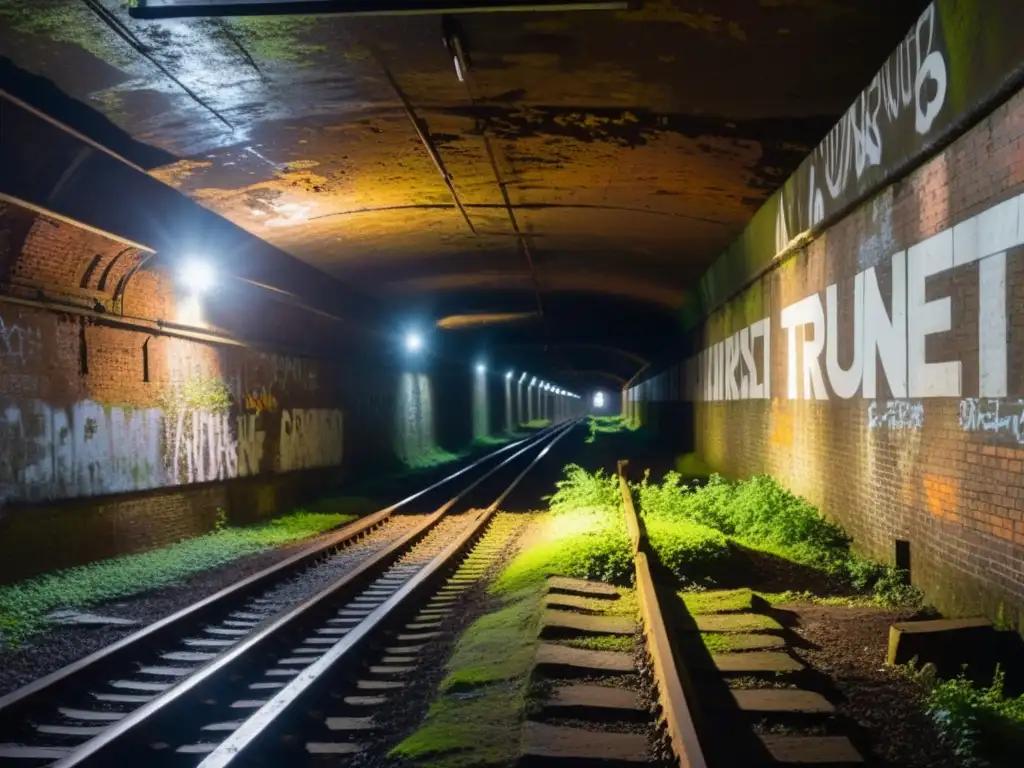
[180,265,598,407]
[405,330,580,398]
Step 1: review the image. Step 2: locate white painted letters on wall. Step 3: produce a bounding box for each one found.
[669,190,1024,408]
[781,295,827,400]
[862,253,907,398]
[826,274,864,399]
[907,229,960,397]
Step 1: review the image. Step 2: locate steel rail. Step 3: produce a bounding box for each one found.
[197,418,578,767]
[49,421,576,767]
[0,430,547,726]
[618,459,708,768]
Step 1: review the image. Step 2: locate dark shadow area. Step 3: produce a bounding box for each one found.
[0,57,176,170]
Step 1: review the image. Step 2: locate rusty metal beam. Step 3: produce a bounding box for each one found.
[378,64,477,235]
[131,0,632,19]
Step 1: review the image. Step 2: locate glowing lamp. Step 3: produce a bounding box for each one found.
[180,258,215,294]
[405,332,423,353]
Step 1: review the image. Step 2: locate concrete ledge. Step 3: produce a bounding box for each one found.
[887,617,993,667]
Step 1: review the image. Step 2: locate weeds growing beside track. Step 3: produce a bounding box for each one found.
[0,511,353,647]
[635,471,921,605]
[903,664,1024,767]
[585,414,638,443]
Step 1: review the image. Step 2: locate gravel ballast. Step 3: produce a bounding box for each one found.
[780,602,957,768]
[0,516,424,697]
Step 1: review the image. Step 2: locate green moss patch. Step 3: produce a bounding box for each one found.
[701,632,749,653]
[0,511,352,647]
[0,1,135,69]
[682,588,755,615]
[226,16,326,64]
[441,586,542,691]
[392,578,545,766]
[393,683,525,767]
[397,471,640,767]
[559,634,636,653]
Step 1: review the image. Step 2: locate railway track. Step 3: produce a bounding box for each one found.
[0,425,572,767]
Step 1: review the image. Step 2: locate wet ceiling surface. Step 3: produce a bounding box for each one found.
[0,0,928,386]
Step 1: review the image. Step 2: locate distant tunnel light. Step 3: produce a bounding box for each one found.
[179,258,215,294]
[476,362,487,374]
[506,370,514,379]
[405,331,423,353]
[530,377,537,386]
[593,391,605,409]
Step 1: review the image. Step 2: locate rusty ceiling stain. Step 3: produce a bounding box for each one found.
[0,0,929,377]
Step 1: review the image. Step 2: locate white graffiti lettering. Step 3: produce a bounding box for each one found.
[959,399,1024,444]
[782,2,949,249]
[867,400,924,430]
[280,409,342,471]
[0,314,42,366]
[0,400,162,500]
[237,414,265,477]
[679,191,1023,406]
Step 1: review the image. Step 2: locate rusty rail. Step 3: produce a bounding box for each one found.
[617,459,707,768]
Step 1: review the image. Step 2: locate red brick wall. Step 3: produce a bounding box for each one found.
[0,202,397,583]
[629,88,1024,631]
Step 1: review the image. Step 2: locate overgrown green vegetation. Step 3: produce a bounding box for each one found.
[402,446,465,470]
[545,465,729,583]
[909,665,1024,767]
[636,472,920,605]
[642,514,730,580]
[584,414,638,443]
[0,511,352,647]
[521,418,551,429]
[471,434,515,448]
[674,452,715,479]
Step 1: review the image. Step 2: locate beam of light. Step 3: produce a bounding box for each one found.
[506,370,514,379]
[518,372,527,383]
[475,362,487,374]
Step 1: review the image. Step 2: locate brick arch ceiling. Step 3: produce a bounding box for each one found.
[0,0,928,390]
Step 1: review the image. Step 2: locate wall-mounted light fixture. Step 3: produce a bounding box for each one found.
[179,258,215,294]
[405,331,424,353]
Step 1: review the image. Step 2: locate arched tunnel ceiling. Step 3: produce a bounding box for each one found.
[0,0,928,389]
